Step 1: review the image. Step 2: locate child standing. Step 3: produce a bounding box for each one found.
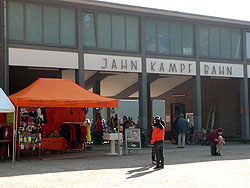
[216,135,225,156]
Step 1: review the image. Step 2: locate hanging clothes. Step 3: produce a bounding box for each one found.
[86,123,91,142]
[80,125,87,143]
[7,113,14,124]
[0,126,5,140]
[3,125,13,142]
[60,124,71,142]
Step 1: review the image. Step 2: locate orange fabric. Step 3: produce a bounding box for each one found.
[41,137,67,151]
[9,78,118,108]
[151,127,165,145]
[41,108,86,134]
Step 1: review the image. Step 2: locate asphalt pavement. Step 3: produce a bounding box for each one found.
[1,142,250,188]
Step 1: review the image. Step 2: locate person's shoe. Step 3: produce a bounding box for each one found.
[154,166,161,170]
[152,161,156,165]
[181,146,184,148]
[177,146,182,148]
[160,165,164,169]
[218,153,221,156]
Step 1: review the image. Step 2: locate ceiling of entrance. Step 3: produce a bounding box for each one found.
[84,71,192,99]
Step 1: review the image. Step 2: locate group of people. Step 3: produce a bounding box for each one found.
[150,113,226,170]
[92,113,225,170]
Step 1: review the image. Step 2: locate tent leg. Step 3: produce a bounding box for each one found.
[12,111,15,163]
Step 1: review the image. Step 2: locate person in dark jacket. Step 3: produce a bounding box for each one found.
[177,113,188,148]
[172,115,180,145]
[151,116,165,169]
[206,128,223,156]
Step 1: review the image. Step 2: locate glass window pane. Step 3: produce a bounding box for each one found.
[246,32,250,59]
[209,27,220,58]
[83,12,96,47]
[97,13,111,49]
[157,21,169,54]
[220,28,231,59]
[170,22,181,55]
[8,2,24,40]
[26,4,42,43]
[200,26,208,56]
[44,6,59,45]
[231,29,241,60]
[112,15,125,50]
[182,23,193,56]
[126,17,139,51]
[60,8,76,46]
[146,19,156,52]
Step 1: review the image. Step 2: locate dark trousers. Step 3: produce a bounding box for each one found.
[209,141,217,156]
[96,131,103,144]
[152,145,156,162]
[154,140,164,167]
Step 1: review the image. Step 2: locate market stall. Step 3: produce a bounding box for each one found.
[9,78,118,160]
[0,88,15,162]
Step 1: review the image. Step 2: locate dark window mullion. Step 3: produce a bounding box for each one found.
[208,27,210,57]
[58,7,61,45]
[156,20,158,53]
[168,22,171,54]
[95,12,98,47]
[219,27,221,58]
[230,29,232,59]
[110,14,113,49]
[24,3,26,41]
[181,23,183,55]
[42,5,44,43]
[124,16,127,50]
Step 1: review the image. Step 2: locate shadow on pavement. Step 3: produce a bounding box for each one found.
[1,143,250,178]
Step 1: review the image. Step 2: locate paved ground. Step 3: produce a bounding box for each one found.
[1,142,250,188]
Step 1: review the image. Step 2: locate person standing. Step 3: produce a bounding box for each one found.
[96,115,104,144]
[151,116,165,169]
[206,128,223,156]
[173,115,180,145]
[177,113,188,148]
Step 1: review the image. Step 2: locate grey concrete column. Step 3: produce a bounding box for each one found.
[240,29,250,140]
[75,7,84,87]
[2,0,9,94]
[147,81,152,129]
[139,16,148,131]
[193,22,202,131]
[93,80,101,124]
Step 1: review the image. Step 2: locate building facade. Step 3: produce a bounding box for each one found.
[1,0,250,140]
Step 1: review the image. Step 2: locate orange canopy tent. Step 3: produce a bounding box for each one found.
[9,78,118,108]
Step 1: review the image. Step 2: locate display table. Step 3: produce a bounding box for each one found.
[0,140,10,159]
[103,133,122,155]
[41,137,67,151]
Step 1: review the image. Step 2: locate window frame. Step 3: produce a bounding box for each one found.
[7,0,77,48]
[200,24,242,61]
[145,17,195,57]
[82,9,140,53]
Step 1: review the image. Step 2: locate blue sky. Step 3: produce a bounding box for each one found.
[97,0,250,22]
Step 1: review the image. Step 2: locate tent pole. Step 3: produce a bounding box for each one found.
[15,106,18,162]
[117,108,120,156]
[12,110,15,163]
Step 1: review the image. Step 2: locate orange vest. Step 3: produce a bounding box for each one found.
[151,127,165,145]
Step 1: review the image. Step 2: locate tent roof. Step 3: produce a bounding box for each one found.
[9,78,118,108]
[0,88,15,113]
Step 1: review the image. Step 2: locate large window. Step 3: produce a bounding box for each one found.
[146,18,194,56]
[83,11,139,51]
[200,25,241,60]
[246,32,250,59]
[8,1,76,46]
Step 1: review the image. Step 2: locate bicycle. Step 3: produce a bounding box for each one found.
[186,128,209,145]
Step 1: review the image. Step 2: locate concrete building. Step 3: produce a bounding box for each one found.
[1,0,250,140]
